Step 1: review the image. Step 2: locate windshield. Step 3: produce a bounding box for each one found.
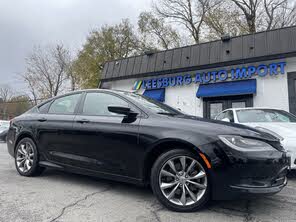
[120,92,181,115]
[236,109,296,123]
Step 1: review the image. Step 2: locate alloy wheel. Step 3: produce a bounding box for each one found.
[158,155,207,206]
[16,142,35,173]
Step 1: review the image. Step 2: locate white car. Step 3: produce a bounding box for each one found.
[215,108,296,169]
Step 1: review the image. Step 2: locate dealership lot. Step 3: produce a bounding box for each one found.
[1,142,296,222]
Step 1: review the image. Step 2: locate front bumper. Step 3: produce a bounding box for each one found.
[202,142,289,200]
[230,177,287,195]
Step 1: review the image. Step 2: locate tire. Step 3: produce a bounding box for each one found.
[14,137,44,177]
[150,149,210,212]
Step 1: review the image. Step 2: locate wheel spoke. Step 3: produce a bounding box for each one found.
[16,156,25,161]
[180,156,186,172]
[180,185,186,205]
[161,181,179,190]
[17,158,26,166]
[186,160,196,174]
[189,171,206,180]
[185,184,197,202]
[21,145,27,155]
[167,160,177,173]
[18,148,25,156]
[167,183,179,199]
[187,180,206,189]
[161,169,175,178]
[25,160,30,170]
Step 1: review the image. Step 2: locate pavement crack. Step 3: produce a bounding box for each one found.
[49,187,110,222]
[149,202,164,222]
[151,208,163,222]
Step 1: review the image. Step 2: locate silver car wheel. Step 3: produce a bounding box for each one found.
[16,142,34,173]
[159,155,207,206]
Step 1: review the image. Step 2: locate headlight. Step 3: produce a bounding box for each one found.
[218,135,275,152]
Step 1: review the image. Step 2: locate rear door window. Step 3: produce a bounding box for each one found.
[48,94,81,114]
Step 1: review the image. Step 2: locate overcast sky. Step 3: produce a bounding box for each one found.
[0,0,151,93]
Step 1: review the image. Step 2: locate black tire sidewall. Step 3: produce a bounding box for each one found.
[14,138,40,177]
[150,149,210,212]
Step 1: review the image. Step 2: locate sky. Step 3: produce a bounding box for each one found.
[0,0,151,93]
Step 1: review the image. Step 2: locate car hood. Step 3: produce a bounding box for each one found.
[160,114,279,142]
[244,122,296,138]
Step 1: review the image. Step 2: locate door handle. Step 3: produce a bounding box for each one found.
[76,119,90,124]
[37,117,47,122]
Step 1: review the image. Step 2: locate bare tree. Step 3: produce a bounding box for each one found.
[230,0,261,33]
[153,0,221,44]
[204,3,249,39]
[138,12,181,50]
[21,74,39,105]
[0,85,14,119]
[0,85,13,102]
[23,44,72,100]
[230,0,296,33]
[263,0,296,30]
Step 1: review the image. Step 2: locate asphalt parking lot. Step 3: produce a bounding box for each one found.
[1,142,296,222]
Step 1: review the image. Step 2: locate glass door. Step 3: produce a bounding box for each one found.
[203,95,253,119]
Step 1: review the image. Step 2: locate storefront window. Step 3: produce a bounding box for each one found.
[232,102,246,108]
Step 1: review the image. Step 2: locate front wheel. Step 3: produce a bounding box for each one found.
[150,149,210,212]
[14,137,44,177]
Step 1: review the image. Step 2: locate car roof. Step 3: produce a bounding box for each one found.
[58,89,135,96]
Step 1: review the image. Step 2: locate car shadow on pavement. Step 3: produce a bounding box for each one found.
[41,168,154,196]
[38,169,264,208]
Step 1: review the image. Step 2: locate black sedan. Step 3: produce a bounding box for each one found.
[7,89,289,212]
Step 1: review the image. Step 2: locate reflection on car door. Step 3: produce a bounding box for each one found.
[71,92,142,177]
[37,93,82,164]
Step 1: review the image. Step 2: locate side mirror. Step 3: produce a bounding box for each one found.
[108,106,131,115]
[108,106,139,123]
[221,118,231,122]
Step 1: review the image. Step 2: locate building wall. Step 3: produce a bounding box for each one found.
[106,57,296,117]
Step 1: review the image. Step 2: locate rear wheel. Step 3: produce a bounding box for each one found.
[14,138,44,177]
[150,149,210,212]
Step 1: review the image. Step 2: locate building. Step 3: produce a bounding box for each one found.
[101,26,296,119]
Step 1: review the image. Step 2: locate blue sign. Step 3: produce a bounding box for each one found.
[139,61,286,90]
